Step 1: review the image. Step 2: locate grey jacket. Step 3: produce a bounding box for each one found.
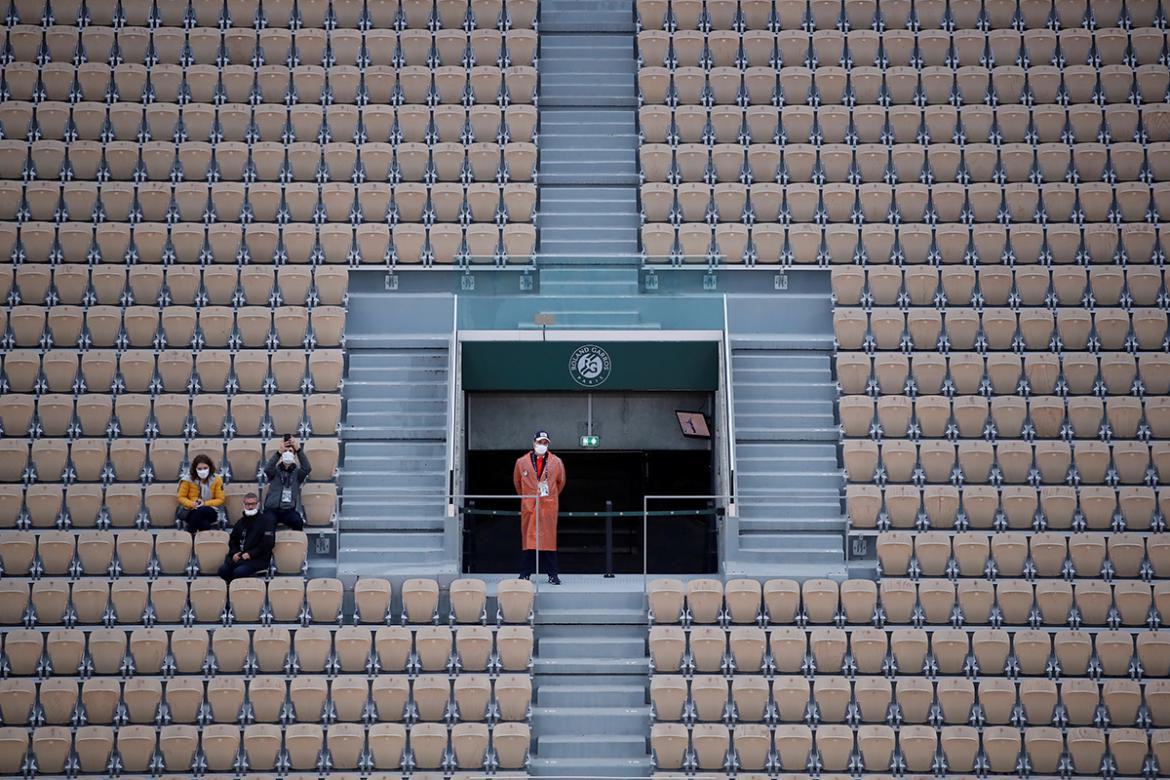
[262,449,312,513]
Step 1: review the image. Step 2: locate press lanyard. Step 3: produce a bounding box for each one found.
[531,453,547,481]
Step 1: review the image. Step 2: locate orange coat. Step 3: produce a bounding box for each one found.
[177,476,225,509]
[512,451,565,551]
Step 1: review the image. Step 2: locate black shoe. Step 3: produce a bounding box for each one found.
[517,574,530,581]
[547,576,562,585]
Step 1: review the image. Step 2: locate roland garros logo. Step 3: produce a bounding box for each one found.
[568,344,612,388]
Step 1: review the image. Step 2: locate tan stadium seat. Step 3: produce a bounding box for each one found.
[496,626,533,671]
[649,626,686,673]
[651,723,688,770]
[686,579,723,624]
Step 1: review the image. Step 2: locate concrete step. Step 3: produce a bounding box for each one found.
[529,757,651,778]
[537,636,644,660]
[536,733,648,759]
[537,682,647,708]
[539,11,636,33]
[533,655,648,675]
[536,605,647,624]
[532,705,649,734]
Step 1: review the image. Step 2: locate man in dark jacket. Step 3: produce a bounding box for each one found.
[262,436,312,530]
[218,492,275,581]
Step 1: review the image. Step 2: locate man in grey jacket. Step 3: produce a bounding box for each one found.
[262,436,312,530]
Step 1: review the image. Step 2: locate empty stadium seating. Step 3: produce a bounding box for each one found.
[0,575,535,774]
[636,2,1170,774]
[647,577,1170,775]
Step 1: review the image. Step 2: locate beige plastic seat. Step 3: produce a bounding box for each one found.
[686,579,724,624]
[651,723,689,770]
[649,626,686,673]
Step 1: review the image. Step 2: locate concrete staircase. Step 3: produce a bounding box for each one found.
[337,342,453,575]
[531,579,651,777]
[537,0,639,262]
[729,344,846,576]
[335,291,456,577]
[720,287,846,577]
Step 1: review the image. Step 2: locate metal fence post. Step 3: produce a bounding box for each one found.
[604,499,614,578]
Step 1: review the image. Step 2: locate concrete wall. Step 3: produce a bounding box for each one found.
[467,391,714,451]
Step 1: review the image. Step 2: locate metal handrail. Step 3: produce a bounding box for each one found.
[445,298,459,506]
[722,294,738,507]
[365,492,544,575]
[641,493,733,594]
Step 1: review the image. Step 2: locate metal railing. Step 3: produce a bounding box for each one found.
[641,494,733,592]
[348,492,545,574]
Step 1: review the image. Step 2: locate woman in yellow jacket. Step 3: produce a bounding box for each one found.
[177,454,225,533]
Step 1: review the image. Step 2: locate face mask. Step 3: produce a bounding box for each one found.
[196,468,210,479]
[244,508,259,517]
[281,451,296,465]
[533,443,548,456]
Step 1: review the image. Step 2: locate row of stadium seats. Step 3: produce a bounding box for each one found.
[649,624,1170,677]
[639,141,1170,183]
[636,0,1161,32]
[0,720,532,773]
[1,393,342,438]
[831,266,1170,307]
[1,304,346,348]
[1,264,348,306]
[0,140,539,182]
[646,576,1170,627]
[835,351,1170,395]
[846,483,1167,531]
[0,527,309,576]
[839,395,1170,440]
[1,628,532,678]
[876,530,1169,580]
[651,673,1170,725]
[0,574,348,625]
[0,576,535,624]
[651,721,1170,774]
[2,0,540,29]
[0,61,539,105]
[1,348,344,393]
[644,180,1170,227]
[0,221,538,264]
[0,26,538,67]
[639,103,1170,147]
[0,481,338,528]
[637,63,1170,108]
[0,589,539,644]
[0,103,538,145]
[0,437,341,483]
[0,182,538,224]
[637,27,1170,69]
[0,673,533,724]
[641,221,1170,265]
[843,438,1170,484]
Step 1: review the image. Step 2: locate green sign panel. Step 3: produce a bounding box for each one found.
[462,341,719,391]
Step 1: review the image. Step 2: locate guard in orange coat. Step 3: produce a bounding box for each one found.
[513,430,566,584]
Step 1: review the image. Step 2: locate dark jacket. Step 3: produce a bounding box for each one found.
[262,449,312,513]
[227,511,276,564]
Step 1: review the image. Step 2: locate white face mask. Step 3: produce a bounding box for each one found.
[244,507,259,517]
[533,443,548,456]
[196,467,210,479]
[281,451,296,465]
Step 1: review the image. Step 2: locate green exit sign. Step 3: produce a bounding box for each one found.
[579,435,600,448]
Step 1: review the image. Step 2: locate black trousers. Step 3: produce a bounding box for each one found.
[263,507,304,530]
[185,505,219,533]
[519,549,559,580]
[218,557,269,581]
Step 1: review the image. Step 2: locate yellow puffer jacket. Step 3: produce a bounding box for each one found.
[177,476,225,509]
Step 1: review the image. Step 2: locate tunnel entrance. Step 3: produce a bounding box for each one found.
[460,388,719,574]
[463,447,716,574]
